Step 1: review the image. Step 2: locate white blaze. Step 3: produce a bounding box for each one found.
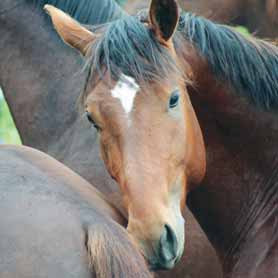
[111,74,139,114]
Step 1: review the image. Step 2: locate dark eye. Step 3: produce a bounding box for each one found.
[86,111,101,131]
[169,90,179,108]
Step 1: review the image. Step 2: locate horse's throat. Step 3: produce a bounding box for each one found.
[188,82,278,277]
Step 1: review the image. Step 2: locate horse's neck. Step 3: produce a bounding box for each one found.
[0,2,122,201]
[0,2,84,149]
[187,52,278,277]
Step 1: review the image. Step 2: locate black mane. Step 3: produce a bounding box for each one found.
[177,12,278,110]
[27,0,125,24]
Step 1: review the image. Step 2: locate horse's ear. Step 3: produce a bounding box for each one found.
[149,0,179,44]
[44,5,96,56]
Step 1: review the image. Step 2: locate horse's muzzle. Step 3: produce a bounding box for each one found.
[151,224,181,270]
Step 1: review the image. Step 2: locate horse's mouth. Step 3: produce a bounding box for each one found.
[148,255,180,271]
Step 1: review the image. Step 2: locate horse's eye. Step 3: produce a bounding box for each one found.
[86,111,101,131]
[169,90,179,108]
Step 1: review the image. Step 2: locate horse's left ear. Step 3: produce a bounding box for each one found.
[149,0,179,44]
[44,5,96,56]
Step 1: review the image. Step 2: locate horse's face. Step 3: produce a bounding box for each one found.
[46,0,206,270]
[85,74,189,267]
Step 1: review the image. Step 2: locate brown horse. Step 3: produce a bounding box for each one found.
[0,144,151,278]
[46,0,278,277]
[174,10,278,278]
[0,0,222,277]
[126,0,278,38]
[133,4,278,278]
[45,1,207,270]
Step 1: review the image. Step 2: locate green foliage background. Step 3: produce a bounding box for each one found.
[0,89,21,144]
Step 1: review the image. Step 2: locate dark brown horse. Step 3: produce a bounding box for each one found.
[134,3,278,277]
[0,144,151,278]
[126,0,278,38]
[175,10,278,278]
[0,0,222,277]
[46,1,278,277]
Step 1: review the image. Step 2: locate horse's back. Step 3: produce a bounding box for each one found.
[0,145,145,278]
[0,146,92,277]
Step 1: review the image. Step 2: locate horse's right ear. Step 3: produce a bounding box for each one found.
[44,5,96,56]
[149,0,179,45]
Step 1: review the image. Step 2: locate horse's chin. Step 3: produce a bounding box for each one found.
[147,246,184,271]
[148,257,177,271]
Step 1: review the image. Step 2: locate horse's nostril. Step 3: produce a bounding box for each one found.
[159,224,178,263]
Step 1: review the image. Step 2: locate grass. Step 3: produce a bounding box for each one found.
[0,88,21,144]
[234,26,251,36]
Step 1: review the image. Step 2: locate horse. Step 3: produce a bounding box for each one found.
[46,1,278,277]
[173,10,278,278]
[0,0,223,276]
[44,1,209,270]
[0,144,152,278]
[123,5,278,277]
[125,0,278,38]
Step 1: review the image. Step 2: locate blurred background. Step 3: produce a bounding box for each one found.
[0,88,21,144]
